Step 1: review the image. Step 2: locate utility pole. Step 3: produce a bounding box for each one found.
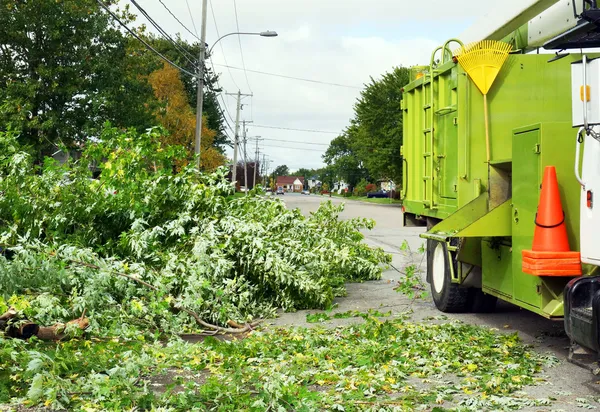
[194,0,208,170]
[241,121,254,195]
[262,154,267,187]
[227,91,251,185]
[253,140,261,189]
[242,121,248,194]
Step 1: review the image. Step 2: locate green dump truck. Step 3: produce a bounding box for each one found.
[401,0,600,362]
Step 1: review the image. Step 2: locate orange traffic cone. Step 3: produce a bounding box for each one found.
[532,166,570,252]
[522,166,581,277]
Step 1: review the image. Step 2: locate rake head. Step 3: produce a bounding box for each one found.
[455,40,513,95]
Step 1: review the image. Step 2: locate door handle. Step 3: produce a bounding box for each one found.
[575,127,586,188]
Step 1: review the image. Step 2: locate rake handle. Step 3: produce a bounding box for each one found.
[484,94,490,163]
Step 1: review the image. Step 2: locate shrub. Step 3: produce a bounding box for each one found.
[353,179,369,197]
[0,127,390,335]
[365,183,376,193]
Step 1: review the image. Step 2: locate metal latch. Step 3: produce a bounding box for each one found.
[534,144,541,154]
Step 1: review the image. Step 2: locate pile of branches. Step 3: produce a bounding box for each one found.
[0,127,390,339]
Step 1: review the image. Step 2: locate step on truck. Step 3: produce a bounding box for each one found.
[401,0,600,367]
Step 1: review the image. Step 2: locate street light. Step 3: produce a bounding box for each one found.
[194,30,278,170]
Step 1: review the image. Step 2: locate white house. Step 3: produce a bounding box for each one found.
[380,181,397,191]
[333,181,350,194]
[307,176,321,189]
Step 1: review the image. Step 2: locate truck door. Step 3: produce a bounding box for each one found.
[438,111,458,199]
[581,134,600,265]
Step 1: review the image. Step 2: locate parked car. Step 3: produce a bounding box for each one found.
[301,190,310,195]
[276,186,285,195]
[367,190,388,198]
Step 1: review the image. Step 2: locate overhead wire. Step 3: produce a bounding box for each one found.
[213,63,362,89]
[97,0,196,77]
[258,143,327,153]
[157,0,199,40]
[185,0,200,37]
[129,0,198,69]
[251,124,339,134]
[205,0,240,132]
[175,0,235,141]
[208,0,240,90]
[248,137,330,146]
[232,0,252,93]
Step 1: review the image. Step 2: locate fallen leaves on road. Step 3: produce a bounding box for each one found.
[1,315,559,410]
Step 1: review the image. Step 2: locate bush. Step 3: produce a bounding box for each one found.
[365,183,376,193]
[353,179,369,197]
[0,127,390,336]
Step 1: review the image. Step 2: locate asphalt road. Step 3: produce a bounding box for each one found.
[273,193,600,411]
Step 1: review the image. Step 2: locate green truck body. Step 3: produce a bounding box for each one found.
[401,48,595,318]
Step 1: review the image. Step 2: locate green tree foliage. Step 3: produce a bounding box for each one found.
[0,127,389,327]
[323,129,368,189]
[0,0,153,154]
[353,67,410,183]
[272,164,290,177]
[353,179,369,197]
[324,67,410,187]
[0,0,229,157]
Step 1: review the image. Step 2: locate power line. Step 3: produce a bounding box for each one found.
[252,124,339,134]
[209,0,240,90]
[259,143,326,153]
[248,137,330,146]
[232,0,252,93]
[213,63,362,89]
[157,0,199,40]
[97,0,196,77]
[185,0,199,37]
[129,0,198,68]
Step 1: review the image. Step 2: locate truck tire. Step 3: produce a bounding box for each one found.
[468,288,497,313]
[428,240,469,312]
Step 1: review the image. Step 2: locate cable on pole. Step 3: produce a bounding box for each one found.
[209,0,240,90]
[213,63,362,89]
[97,0,196,77]
[129,0,198,68]
[247,137,330,146]
[252,124,339,134]
[185,0,200,37]
[232,0,252,93]
[157,0,199,40]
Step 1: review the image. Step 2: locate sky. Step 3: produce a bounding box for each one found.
[131,0,525,174]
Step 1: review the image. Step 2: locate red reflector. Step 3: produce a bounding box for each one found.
[402,206,406,213]
[587,190,593,209]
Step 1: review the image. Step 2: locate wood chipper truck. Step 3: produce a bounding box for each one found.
[401,0,600,364]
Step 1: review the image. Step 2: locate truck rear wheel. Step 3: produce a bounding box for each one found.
[428,240,469,312]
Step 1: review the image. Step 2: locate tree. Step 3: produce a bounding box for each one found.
[273,165,290,177]
[0,0,154,155]
[145,36,230,152]
[0,0,230,158]
[352,67,410,183]
[323,66,410,188]
[148,63,224,171]
[323,131,368,190]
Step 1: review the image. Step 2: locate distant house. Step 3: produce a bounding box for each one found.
[276,176,305,192]
[333,181,350,194]
[379,180,397,191]
[307,176,321,189]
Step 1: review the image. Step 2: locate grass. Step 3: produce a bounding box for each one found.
[326,193,401,205]
[354,196,401,204]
